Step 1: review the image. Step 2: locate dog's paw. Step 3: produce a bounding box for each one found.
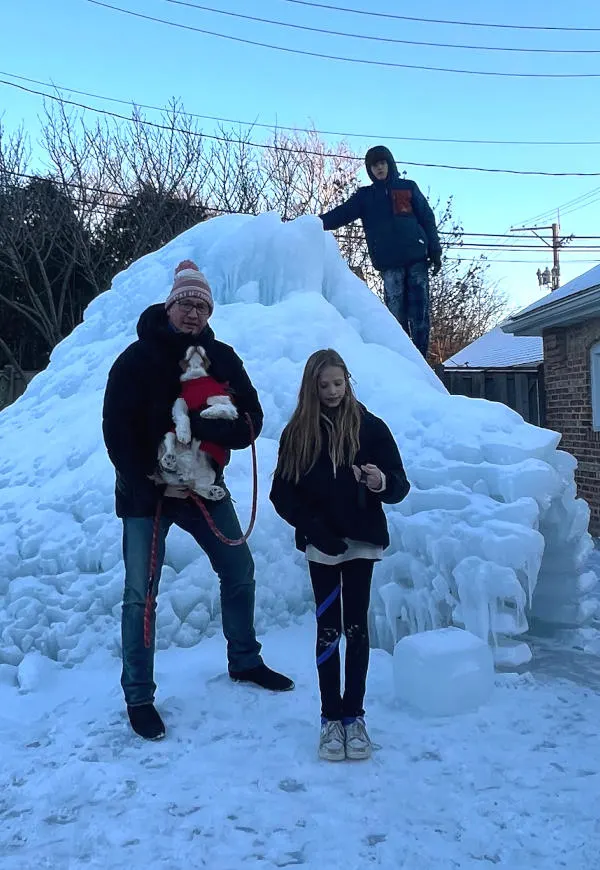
[175,420,192,444]
[198,484,226,501]
[199,405,223,419]
[200,404,237,420]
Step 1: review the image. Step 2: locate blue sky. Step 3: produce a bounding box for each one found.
[1,0,599,312]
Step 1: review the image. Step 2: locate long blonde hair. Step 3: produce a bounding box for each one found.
[276,349,362,482]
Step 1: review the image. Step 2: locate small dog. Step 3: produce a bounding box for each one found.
[157,346,238,500]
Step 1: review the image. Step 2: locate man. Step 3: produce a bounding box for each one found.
[103,259,294,741]
[320,145,442,358]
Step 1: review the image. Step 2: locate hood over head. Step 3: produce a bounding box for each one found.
[365,145,398,182]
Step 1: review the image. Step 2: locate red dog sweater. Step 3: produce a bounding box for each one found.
[180,375,231,469]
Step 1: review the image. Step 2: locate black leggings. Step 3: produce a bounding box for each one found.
[308,559,374,722]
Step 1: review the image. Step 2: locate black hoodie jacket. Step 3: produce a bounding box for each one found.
[320,146,441,272]
[102,304,263,517]
[270,408,410,553]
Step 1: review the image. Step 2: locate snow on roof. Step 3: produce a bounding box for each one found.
[516,262,600,317]
[444,325,543,368]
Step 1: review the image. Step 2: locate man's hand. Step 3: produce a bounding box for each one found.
[430,253,442,276]
[164,484,191,499]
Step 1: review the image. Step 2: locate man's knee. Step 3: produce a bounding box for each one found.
[218,545,255,588]
[122,518,158,605]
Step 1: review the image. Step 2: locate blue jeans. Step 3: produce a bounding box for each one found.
[121,496,263,706]
[382,262,430,358]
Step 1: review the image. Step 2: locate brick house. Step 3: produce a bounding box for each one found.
[503,263,600,534]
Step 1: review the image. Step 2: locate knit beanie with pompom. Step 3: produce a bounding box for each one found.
[165,260,214,314]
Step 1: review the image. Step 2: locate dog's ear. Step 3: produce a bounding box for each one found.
[185,346,195,362]
[199,347,210,369]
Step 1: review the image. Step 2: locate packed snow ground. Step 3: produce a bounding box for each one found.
[0,212,596,676]
[1,618,599,870]
[1,213,600,869]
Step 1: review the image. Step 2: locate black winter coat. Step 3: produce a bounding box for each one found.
[269,409,410,553]
[320,147,441,272]
[102,304,263,517]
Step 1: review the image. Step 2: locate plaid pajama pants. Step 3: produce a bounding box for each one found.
[382,262,430,358]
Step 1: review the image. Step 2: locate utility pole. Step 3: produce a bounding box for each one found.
[551,222,560,291]
[511,221,571,292]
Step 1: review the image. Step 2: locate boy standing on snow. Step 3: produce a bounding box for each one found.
[103,261,293,741]
[320,145,442,358]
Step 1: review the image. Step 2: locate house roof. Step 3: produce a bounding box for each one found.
[444,325,543,369]
[503,262,600,336]
[515,263,600,317]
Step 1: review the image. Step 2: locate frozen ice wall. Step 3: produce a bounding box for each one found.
[0,213,596,670]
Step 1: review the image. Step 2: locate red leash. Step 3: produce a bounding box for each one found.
[144,496,163,649]
[188,412,258,547]
[143,413,258,647]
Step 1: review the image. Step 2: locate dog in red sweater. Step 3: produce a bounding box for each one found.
[158,345,238,500]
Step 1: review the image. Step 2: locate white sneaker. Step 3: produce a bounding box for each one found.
[318,719,346,762]
[344,717,372,760]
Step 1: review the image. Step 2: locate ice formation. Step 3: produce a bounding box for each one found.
[0,213,596,670]
[393,627,495,716]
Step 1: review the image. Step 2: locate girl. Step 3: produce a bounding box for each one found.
[270,349,410,761]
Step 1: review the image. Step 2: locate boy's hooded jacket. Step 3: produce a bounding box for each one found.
[320,146,441,272]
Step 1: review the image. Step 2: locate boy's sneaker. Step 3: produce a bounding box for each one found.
[318,719,346,762]
[344,717,372,760]
[127,704,166,740]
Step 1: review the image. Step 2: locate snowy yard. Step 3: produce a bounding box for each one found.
[1,618,599,870]
[1,214,599,869]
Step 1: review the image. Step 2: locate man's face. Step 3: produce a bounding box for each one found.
[167,299,211,334]
[371,160,388,181]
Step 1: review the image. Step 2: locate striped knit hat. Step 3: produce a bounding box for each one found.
[165,260,214,314]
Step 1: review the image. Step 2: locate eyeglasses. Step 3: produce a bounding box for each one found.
[177,301,210,316]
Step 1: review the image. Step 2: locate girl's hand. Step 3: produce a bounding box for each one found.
[352,464,383,491]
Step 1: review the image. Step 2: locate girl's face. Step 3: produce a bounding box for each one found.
[318,365,346,409]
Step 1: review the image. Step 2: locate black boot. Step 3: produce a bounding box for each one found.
[127,704,166,740]
[229,663,294,692]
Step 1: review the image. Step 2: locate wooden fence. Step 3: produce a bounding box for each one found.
[437,364,546,427]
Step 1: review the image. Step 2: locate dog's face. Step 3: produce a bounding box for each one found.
[181,345,210,378]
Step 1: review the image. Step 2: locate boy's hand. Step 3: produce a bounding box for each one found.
[430,253,442,276]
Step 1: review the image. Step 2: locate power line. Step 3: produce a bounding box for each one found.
[455,245,600,252]
[333,229,600,251]
[278,0,600,33]
[85,0,600,79]
[4,77,600,178]
[3,170,230,214]
[4,69,600,148]
[519,186,600,225]
[161,0,600,54]
[5,171,600,249]
[445,258,599,264]
[3,172,598,264]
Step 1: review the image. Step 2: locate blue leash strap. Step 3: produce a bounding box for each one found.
[317,634,340,667]
[316,583,341,618]
[316,582,341,666]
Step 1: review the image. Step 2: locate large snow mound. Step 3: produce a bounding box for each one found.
[0,213,596,669]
